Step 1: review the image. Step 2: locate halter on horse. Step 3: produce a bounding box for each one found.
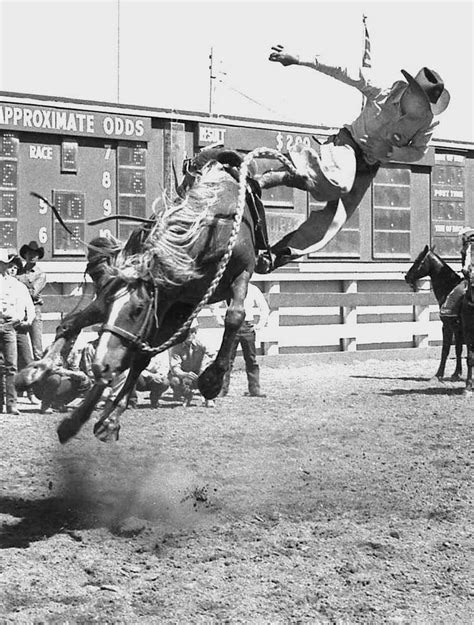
[405,245,464,381]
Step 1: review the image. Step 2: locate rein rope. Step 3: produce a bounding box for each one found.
[139,147,296,356]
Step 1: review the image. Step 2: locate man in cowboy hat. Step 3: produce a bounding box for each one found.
[18,240,47,360]
[256,45,450,272]
[0,249,35,414]
[439,227,474,317]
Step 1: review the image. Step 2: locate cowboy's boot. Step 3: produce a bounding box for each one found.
[245,365,266,397]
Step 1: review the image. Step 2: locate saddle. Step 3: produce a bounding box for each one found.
[178,146,273,267]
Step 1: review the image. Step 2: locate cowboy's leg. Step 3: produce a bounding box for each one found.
[259,168,309,191]
[440,281,467,317]
[267,166,377,269]
[40,373,62,411]
[239,323,261,394]
[29,307,44,360]
[2,325,18,411]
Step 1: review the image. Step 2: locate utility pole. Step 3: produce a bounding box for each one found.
[117,0,121,103]
[208,46,215,116]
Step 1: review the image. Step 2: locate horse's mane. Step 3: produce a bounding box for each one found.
[114,162,232,288]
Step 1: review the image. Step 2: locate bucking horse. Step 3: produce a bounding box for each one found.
[19,146,291,443]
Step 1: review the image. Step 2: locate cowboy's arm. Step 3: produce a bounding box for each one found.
[389,121,439,163]
[269,45,381,98]
[169,347,186,378]
[253,288,270,330]
[16,282,35,326]
[30,268,47,297]
[23,290,35,325]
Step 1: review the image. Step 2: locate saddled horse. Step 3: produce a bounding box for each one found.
[405,245,464,381]
[25,147,278,443]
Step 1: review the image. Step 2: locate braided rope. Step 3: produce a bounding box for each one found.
[139,147,296,355]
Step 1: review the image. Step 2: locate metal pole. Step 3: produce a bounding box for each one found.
[117,0,121,103]
[209,46,214,116]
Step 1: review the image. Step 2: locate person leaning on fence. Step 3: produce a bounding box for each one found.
[0,249,36,414]
[168,320,216,407]
[439,228,474,317]
[17,240,47,360]
[212,283,270,397]
[255,45,450,272]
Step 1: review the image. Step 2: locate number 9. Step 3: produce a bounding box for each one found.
[103,199,112,216]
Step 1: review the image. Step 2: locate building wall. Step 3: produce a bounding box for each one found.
[0,93,472,354]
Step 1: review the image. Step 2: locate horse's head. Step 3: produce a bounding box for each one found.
[405,245,435,291]
[93,277,156,385]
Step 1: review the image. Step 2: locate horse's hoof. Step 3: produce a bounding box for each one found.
[198,368,224,400]
[450,375,462,382]
[93,419,120,443]
[57,417,81,444]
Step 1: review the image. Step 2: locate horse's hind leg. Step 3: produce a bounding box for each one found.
[451,320,463,381]
[435,319,452,381]
[464,343,474,393]
[198,271,249,399]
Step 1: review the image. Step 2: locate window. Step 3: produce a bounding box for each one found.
[0,133,18,248]
[309,198,360,258]
[372,166,411,258]
[117,143,147,241]
[431,153,465,258]
[52,190,85,256]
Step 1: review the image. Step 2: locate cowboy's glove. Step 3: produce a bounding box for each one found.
[269,45,300,66]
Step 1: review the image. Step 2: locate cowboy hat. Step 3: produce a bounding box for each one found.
[0,249,10,264]
[19,240,45,259]
[7,254,23,271]
[400,68,450,115]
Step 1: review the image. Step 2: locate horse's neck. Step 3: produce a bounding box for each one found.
[429,258,462,303]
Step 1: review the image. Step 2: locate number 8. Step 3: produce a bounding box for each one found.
[102,171,111,189]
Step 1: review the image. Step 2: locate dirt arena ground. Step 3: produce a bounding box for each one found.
[0,348,472,624]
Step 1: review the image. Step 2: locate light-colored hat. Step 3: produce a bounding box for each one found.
[459,227,474,240]
[0,249,10,263]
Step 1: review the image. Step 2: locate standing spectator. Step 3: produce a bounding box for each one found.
[7,254,36,403]
[7,254,34,371]
[168,320,216,407]
[0,249,35,414]
[18,240,47,360]
[135,351,170,408]
[213,283,270,397]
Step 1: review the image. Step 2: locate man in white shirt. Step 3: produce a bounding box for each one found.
[256,45,450,271]
[0,249,35,414]
[214,282,270,397]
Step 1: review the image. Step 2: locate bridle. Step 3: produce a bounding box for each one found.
[100,283,158,353]
[405,247,432,291]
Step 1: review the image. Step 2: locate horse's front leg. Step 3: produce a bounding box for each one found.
[198,272,249,399]
[435,320,451,381]
[57,382,107,444]
[93,360,147,442]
